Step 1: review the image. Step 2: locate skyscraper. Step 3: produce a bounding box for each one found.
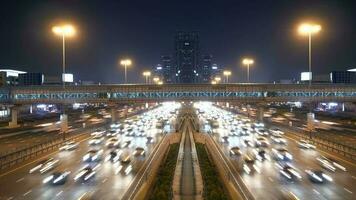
[200,54,212,83]
[161,55,174,83]
[174,32,200,83]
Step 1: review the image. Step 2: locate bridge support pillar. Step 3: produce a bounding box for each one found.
[60,114,68,133]
[257,106,264,122]
[246,105,251,118]
[307,112,315,131]
[111,107,118,122]
[8,107,19,128]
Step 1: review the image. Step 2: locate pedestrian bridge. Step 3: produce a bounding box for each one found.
[0,84,355,104]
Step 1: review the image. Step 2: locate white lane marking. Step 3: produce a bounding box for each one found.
[16,177,24,183]
[344,188,353,194]
[7,197,14,200]
[102,178,108,183]
[56,190,63,197]
[23,190,32,196]
[268,177,274,182]
[352,176,356,180]
[313,189,320,195]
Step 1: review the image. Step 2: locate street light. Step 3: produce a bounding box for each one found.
[298,23,321,86]
[120,59,132,83]
[223,70,232,83]
[242,58,254,83]
[52,24,76,87]
[142,71,151,84]
[214,76,221,83]
[52,24,76,140]
[153,77,160,83]
[211,80,217,85]
[157,81,163,85]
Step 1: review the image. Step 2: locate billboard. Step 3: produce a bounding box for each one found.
[301,72,312,81]
[62,73,73,83]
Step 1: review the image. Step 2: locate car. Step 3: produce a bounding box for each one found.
[253,149,270,161]
[83,149,104,162]
[43,171,71,185]
[133,147,145,157]
[146,136,154,144]
[271,135,287,145]
[110,123,121,129]
[243,153,256,164]
[105,150,122,162]
[120,151,131,163]
[276,162,302,181]
[270,128,284,136]
[221,136,229,143]
[316,156,346,172]
[243,139,253,147]
[29,158,59,174]
[255,128,269,136]
[106,137,120,148]
[305,169,333,183]
[106,129,119,137]
[230,146,242,156]
[74,164,101,182]
[242,162,261,175]
[297,140,316,149]
[59,141,79,151]
[255,137,269,147]
[88,135,104,145]
[272,148,293,161]
[121,140,132,148]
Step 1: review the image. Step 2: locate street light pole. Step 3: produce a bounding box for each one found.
[124,63,127,84]
[308,32,312,87]
[62,34,66,89]
[247,63,250,83]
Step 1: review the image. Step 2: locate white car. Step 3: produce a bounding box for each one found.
[316,156,346,172]
[88,136,104,145]
[297,140,316,149]
[272,148,293,161]
[29,158,59,174]
[83,149,104,162]
[59,141,79,151]
[271,135,287,144]
[74,164,101,182]
[106,137,120,148]
[255,137,269,147]
[305,169,333,183]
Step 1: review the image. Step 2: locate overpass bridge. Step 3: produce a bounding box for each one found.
[0,83,355,104]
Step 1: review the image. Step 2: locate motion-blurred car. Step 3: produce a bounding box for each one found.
[270,128,284,136]
[271,135,287,145]
[146,136,154,144]
[297,140,316,149]
[74,164,100,182]
[305,169,333,183]
[59,141,79,151]
[230,146,242,156]
[106,137,120,148]
[43,171,71,185]
[272,148,293,161]
[120,151,131,163]
[29,158,59,174]
[276,163,302,181]
[133,147,145,157]
[83,149,104,162]
[88,135,104,145]
[255,128,269,136]
[255,137,269,147]
[243,139,253,147]
[253,149,270,161]
[105,150,122,163]
[316,156,346,172]
[221,136,229,143]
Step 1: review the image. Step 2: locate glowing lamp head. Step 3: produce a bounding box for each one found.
[214,76,221,82]
[52,24,76,37]
[298,23,321,35]
[242,58,254,65]
[120,59,132,66]
[223,71,231,76]
[143,71,151,76]
[153,77,160,82]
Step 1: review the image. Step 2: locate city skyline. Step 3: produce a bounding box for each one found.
[0,0,355,84]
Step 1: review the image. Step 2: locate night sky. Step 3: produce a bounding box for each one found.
[0,0,355,83]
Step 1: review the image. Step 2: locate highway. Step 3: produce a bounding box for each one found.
[0,102,179,200]
[195,102,356,200]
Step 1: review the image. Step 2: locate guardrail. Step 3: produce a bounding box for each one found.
[194,133,254,200]
[274,123,356,161]
[121,133,181,200]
